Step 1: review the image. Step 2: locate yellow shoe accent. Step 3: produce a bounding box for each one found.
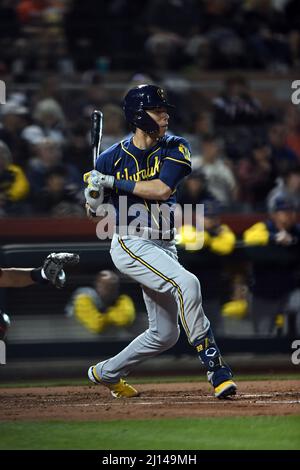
[88,366,139,398]
[109,379,139,398]
[214,380,237,399]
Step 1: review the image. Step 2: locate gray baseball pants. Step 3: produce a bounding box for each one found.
[94,233,210,382]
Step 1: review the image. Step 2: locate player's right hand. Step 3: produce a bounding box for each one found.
[83,170,115,189]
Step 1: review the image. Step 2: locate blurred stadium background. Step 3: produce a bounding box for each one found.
[1,0,300,381]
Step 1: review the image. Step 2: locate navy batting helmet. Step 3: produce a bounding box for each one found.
[123,84,175,134]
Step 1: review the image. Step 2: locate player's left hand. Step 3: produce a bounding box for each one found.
[83,170,115,189]
[42,253,80,288]
[84,186,104,212]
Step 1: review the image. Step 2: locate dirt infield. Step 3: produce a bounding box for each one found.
[0,380,299,421]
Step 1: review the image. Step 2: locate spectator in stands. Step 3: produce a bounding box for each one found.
[221,273,249,323]
[243,195,300,335]
[237,138,277,212]
[31,75,67,111]
[193,110,213,136]
[212,75,265,162]
[268,121,299,174]
[100,104,126,151]
[213,75,263,128]
[183,110,213,155]
[69,72,109,120]
[0,101,29,167]
[66,270,136,334]
[177,168,215,207]
[0,140,30,216]
[27,138,82,199]
[194,133,237,208]
[33,165,84,217]
[267,165,300,212]
[201,199,236,256]
[22,98,66,146]
[176,169,216,252]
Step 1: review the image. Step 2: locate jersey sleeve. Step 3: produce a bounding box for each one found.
[159,138,192,190]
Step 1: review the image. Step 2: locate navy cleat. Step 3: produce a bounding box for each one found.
[196,328,237,399]
[207,366,237,399]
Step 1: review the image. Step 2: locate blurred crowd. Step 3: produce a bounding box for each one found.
[1,70,300,216]
[176,195,300,336]
[1,1,300,76]
[0,1,300,217]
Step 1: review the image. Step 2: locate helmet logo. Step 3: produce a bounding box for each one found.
[157,88,165,100]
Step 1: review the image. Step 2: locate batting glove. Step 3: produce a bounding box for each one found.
[84,185,104,212]
[83,170,115,189]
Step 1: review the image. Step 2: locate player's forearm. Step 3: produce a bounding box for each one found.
[0,269,35,287]
[132,179,172,201]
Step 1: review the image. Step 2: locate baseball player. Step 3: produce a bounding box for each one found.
[84,84,237,399]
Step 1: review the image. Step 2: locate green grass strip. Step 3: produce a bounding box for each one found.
[0,374,299,388]
[0,417,299,450]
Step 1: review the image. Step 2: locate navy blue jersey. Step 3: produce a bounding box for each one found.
[95,135,192,230]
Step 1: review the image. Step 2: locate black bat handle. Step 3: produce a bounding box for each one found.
[89,110,102,200]
[91,110,101,148]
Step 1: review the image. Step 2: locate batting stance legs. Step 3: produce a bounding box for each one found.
[90,234,236,398]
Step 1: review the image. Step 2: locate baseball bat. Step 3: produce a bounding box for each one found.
[89,110,103,199]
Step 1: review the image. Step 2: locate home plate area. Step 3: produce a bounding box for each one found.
[0,380,299,421]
